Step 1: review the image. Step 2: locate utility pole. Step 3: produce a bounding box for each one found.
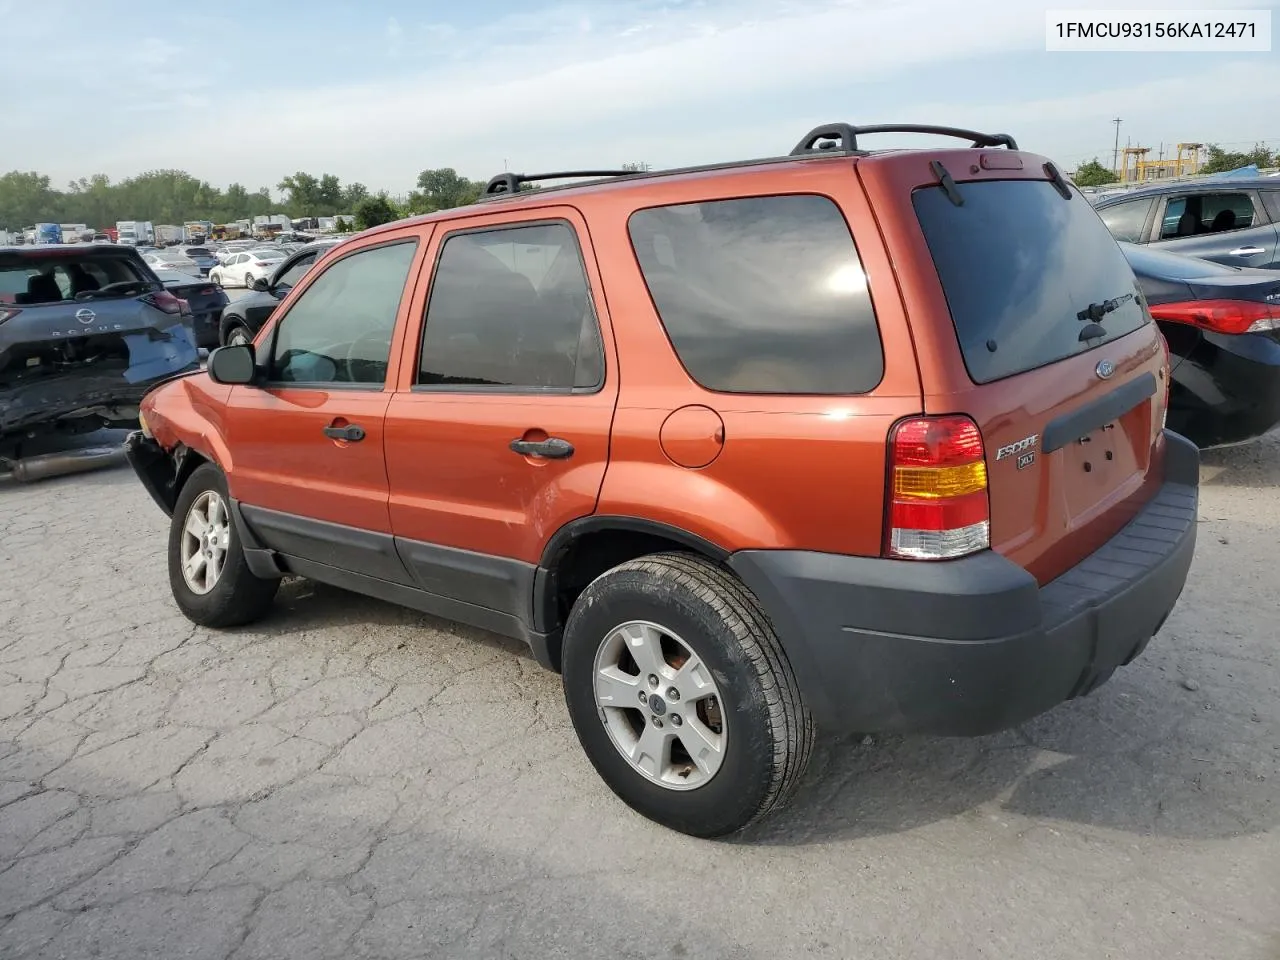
[1112,118,1123,175]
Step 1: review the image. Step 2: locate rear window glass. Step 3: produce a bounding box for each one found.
[628,194,883,394]
[914,180,1149,385]
[185,247,211,256]
[0,255,150,304]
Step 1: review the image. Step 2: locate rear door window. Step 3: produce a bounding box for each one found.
[1098,198,1154,242]
[913,179,1149,385]
[1159,192,1257,239]
[628,194,883,394]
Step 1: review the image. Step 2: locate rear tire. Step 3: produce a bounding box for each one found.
[561,552,814,837]
[244,272,254,288]
[168,463,278,627]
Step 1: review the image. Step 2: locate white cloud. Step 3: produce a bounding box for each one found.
[386,17,404,59]
[7,0,1277,190]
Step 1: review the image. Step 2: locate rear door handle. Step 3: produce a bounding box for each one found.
[323,423,365,442]
[1229,246,1266,256]
[509,437,574,459]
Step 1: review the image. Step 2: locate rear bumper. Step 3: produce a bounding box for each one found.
[728,430,1199,736]
[1168,330,1280,447]
[0,328,198,439]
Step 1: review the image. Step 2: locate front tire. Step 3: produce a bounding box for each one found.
[561,553,813,837]
[168,463,278,627]
[223,321,251,347]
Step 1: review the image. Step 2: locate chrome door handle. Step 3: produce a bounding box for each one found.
[1229,246,1266,256]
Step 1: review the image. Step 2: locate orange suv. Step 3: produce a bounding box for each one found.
[126,123,1199,837]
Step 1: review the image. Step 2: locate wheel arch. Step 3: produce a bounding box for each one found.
[531,516,731,671]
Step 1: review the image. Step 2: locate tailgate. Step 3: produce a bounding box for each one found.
[859,150,1169,584]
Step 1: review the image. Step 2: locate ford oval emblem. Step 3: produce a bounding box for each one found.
[75,308,96,325]
[1095,359,1115,380]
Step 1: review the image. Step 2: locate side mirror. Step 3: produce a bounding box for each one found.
[208,344,257,385]
[251,276,270,292]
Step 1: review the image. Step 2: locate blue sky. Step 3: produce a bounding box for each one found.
[5,0,1277,197]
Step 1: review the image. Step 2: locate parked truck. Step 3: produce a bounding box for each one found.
[34,223,63,245]
[115,221,155,246]
[156,224,184,246]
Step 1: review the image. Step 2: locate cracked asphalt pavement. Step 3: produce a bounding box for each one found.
[1,433,1277,960]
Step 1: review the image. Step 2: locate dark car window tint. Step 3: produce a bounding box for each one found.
[418,222,603,390]
[914,179,1149,385]
[628,195,882,394]
[269,240,417,386]
[1160,192,1255,239]
[275,253,316,289]
[1098,198,1154,243]
[1263,190,1280,223]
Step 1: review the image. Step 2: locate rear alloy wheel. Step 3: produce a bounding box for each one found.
[168,463,278,627]
[244,272,254,288]
[562,553,814,837]
[225,323,251,347]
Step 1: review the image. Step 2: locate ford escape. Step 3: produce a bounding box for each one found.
[126,122,1199,837]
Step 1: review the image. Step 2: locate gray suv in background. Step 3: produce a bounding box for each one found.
[1093,178,1280,270]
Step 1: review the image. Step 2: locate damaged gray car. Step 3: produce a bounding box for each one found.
[0,244,200,479]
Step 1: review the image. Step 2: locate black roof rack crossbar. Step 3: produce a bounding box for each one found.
[483,170,637,197]
[790,123,1018,156]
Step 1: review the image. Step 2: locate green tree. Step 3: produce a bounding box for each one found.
[406,167,482,214]
[1200,144,1278,175]
[277,171,321,215]
[353,193,401,230]
[1071,158,1118,188]
[0,171,63,229]
[341,182,369,209]
[316,174,343,215]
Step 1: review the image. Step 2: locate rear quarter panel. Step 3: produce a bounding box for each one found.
[578,159,924,555]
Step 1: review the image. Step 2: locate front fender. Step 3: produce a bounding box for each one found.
[145,372,235,476]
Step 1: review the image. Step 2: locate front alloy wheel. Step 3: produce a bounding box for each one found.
[179,489,230,594]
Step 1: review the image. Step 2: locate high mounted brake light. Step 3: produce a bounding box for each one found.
[1149,299,1280,335]
[886,415,990,560]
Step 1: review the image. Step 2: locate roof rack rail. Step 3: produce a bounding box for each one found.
[790,123,1018,156]
[482,170,637,198]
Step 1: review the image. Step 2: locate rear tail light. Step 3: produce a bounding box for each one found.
[141,290,185,315]
[886,415,990,560]
[0,307,21,325]
[198,286,215,296]
[1149,299,1280,335]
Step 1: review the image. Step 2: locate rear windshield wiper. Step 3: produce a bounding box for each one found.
[1077,292,1135,323]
